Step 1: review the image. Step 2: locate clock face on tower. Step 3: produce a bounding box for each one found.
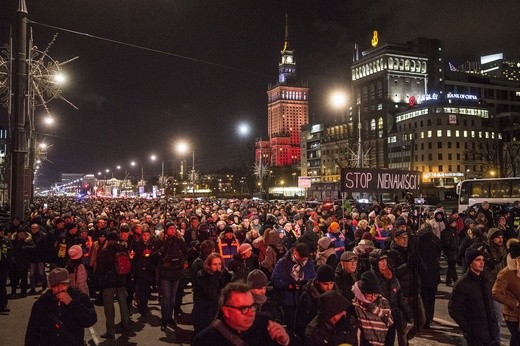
[284,56,292,64]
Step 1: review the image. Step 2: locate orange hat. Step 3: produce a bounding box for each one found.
[328,222,340,232]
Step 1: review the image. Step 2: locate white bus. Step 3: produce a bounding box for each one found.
[456,177,520,213]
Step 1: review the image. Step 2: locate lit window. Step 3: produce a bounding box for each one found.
[427,131,432,138]
[464,130,468,138]
[421,132,424,139]
[437,130,442,137]
[471,131,475,138]
[455,130,460,137]
[371,119,376,130]
[378,117,383,129]
[447,130,451,137]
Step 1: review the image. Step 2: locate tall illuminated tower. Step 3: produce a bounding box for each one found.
[264,15,309,167]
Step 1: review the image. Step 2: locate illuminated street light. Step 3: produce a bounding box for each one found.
[237,122,250,137]
[330,91,348,109]
[52,72,67,85]
[43,115,55,125]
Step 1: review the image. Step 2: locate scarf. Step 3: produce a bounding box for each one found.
[290,254,307,282]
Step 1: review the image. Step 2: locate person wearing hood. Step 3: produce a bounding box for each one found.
[315,237,337,269]
[417,223,442,329]
[449,248,499,345]
[295,264,336,339]
[483,227,507,342]
[334,251,358,301]
[227,243,259,282]
[351,271,394,345]
[353,238,375,276]
[492,242,520,345]
[370,248,413,346]
[217,226,240,267]
[458,224,486,272]
[304,290,359,346]
[428,209,446,239]
[260,228,287,276]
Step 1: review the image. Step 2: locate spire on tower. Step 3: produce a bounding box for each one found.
[282,14,290,52]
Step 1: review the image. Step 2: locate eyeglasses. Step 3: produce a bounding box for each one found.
[224,304,259,314]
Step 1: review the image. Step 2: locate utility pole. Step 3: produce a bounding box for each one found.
[10,0,29,219]
[357,105,363,168]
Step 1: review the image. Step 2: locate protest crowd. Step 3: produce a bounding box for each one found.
[1,196,520,345]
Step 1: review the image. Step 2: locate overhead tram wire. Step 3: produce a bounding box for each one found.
[28,20,269,78]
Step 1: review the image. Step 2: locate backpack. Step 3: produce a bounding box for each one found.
[114,251,131,275]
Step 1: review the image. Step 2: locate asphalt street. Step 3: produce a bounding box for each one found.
[0,261,512,345]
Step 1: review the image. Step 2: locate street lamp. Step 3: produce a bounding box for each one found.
[237,122,267,198]
[176,140,195,197]
[330,90,362,168]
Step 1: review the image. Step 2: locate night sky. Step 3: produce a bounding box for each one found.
[1,1,519,187]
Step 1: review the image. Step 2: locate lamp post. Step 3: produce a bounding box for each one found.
[237,121,266,198]
[176,141,195,198]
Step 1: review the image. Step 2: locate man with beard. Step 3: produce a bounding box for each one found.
[193,282,294,346]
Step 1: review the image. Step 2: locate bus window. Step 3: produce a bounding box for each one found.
[513,181,520,198]
[470,182,485,198]
[490,181,511,198]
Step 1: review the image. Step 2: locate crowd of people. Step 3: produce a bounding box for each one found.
[0,196,519,345]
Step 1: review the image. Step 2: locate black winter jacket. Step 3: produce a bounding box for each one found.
[417,228,442,288]
[334,264,357,301]
[95,241,127,289]
[440,226,459,261]
[448,269,498,343]
[25,287,97,346]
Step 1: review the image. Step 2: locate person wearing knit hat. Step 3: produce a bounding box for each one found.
[68,245,83,260]
[247,269,268,290]
[226,241,258,282]
[25,267,97,345]
[326,221,346,259]
[449,247,499,345]
[493,242,520,346]
[295,265,336,338]
[66,245,89,295]
[305,290,358,345]
[316,236,338,268]
[359,271,381,294]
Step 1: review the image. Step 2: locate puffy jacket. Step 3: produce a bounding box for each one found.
[492,256,520,323]
[448,269,498,343]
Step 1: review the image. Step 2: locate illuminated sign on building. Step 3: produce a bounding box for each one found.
[446,93,478,100]
[371,31,379,47]
[410,93,439,106]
